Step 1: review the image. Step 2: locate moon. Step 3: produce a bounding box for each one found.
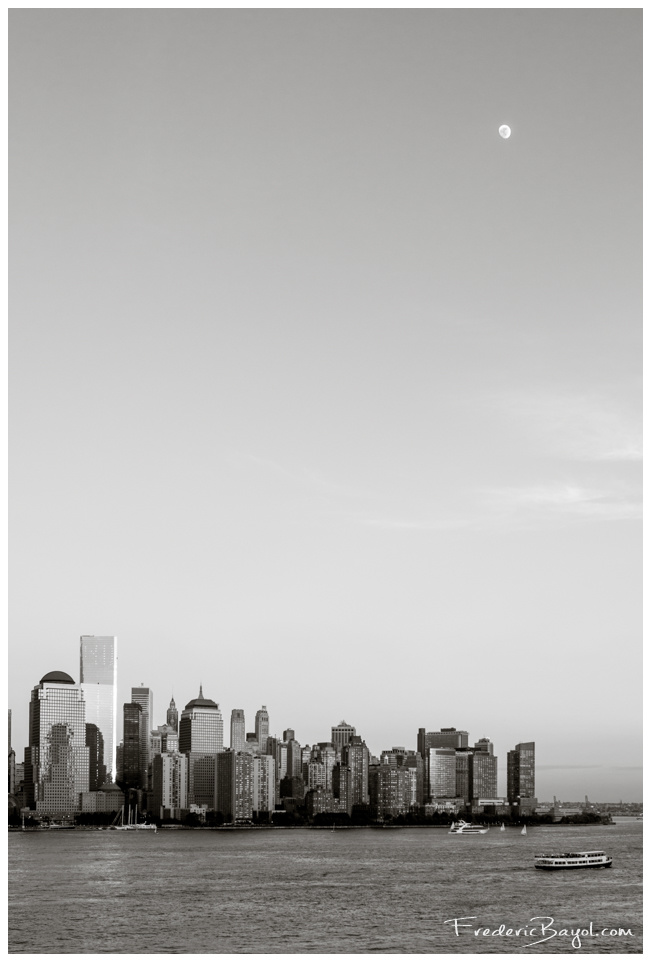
[499,125,512,139]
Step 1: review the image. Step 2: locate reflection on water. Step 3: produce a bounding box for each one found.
[9,821,642,953]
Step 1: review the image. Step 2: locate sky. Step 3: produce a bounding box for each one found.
[9,9,641,801]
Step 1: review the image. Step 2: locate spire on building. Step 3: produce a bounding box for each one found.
[199,684,204,699]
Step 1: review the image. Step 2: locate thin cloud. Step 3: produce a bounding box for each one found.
[491,390,641,462]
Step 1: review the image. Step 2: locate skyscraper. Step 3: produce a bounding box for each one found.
[85,723,107,792]
[230,709,246,751]
[122,702,143,790]
[331,721,356,752]
[254,706,269,748]
[79,636,117,779]
[507,742,536,803]
[166,696,178,733]
[179,687,223,807]
[151,751,187,819]
[24,671,89,815]
[343,736,369,807]
[9,709,15,795]
[131,686,153,789]
[252,754,275,815]
[215,750,253,822]
[428,747,457,798]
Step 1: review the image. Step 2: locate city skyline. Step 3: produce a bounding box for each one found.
[8,651,641,802]
[10,10,641,804]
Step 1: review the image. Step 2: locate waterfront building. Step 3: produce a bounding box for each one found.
[255,706,270,748]
[79,636,117,779]
[380,748,424,805]
[305,786,336,816]
[151,751,188,819]
[179,687,223,807]
[471,750,497,799]
[115,742,123,783]
[166,696,178,733]
[428,747,457,799]
[85,722,107,792]
[25,671,89,815]
[370,764,413,819]
[131,686,154,790]
[507,741,536,806]
[230,709,246,751]
[331,720,356,752]
[342,736,369,806]
[80,780,124,814]
[215,750,253,822]
[122,702,144,790]
[252,754,276,814]
[332,763,352,815]
[474,737,494,755]
[9,709,15,795]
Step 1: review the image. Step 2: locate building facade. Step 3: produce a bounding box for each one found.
[79,635,117,779]
[428,747,457,799]
[331,721,356,752]
[131,686,154,790]
[122,702,144,790]
[179,688,223,807]
[215,750,253,822]
[252,754,275,814]
[166,696,178,733]
[343,736,369,807]
[25,671,90,815]
[507,742,536,804]
[151,751,188,818]
[254,706,269,749]
[230,709,246,751]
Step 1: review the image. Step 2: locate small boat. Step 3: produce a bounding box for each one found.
[500,823,505,831]
[521,825,527,835]
[449,819,489,835]
[534,850,612,870]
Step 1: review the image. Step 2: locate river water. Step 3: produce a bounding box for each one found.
[9,819,642,953]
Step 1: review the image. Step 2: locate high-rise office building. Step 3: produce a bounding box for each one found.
[166,697,178,733]
[428,747,457,798]
[474,738,494,755]
[230,709,246,751]
[252,754,276,814]
[286,737,303,778]
[370,764,413,819]
[471,750,498,799]
[343,736,369,807]
[131,686,153,789]
[507,742,536,803]
[122,702,143,790]
[419,727,469,753]
[179,687,223,808]
[24,671,90,814]
[85,723,107,792]
[254,706,269,748]
[331,721,356,752]
[9,709,16,795]
[79,636,117,779]
[151,751,187,819]
[215,750,253,822]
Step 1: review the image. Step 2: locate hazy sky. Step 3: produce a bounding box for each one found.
[10,9,641,800]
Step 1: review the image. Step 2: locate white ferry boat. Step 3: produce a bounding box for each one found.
[534,850,612,870]
[449,819,489,835]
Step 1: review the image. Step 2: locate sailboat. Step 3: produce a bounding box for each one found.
[115,804,157,832]
[500,823,505,831]
[521,825,527,836]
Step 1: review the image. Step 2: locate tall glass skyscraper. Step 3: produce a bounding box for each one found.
[79,636,117,779]
[25,670,89,814]
[131,686,153,789]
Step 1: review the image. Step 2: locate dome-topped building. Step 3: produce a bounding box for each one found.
[40,670,75,685]
[179,686,223,809]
